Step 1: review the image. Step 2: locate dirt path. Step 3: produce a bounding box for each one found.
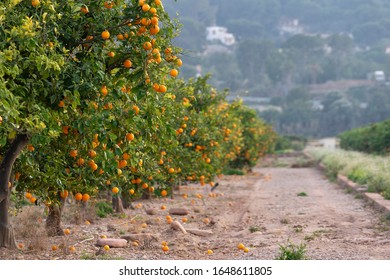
[1,155,389,260]
[226,165,390,260]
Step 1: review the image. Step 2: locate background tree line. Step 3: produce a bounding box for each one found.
[165,0,390,137]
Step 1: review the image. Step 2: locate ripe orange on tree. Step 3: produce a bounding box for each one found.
[149,25,160,35]
[104,1,114,9]
[112,187,119,194]
[153,83,160,91]
[170,69,179,77]
[62,126,70,134]
[27,144,35,151]
[118,159,127,168]
[69,149,78,158]
[126,133,135,141]
[141,18,150,26]
[101,30,110,40]
[158,85,167,93]
[161,190,168,197]
[31,0,40,7]
[124,59,132,68]
[142,4,150,12]
[82,193,90,202]
[77,158,85,166]
[151,17,159,25]
[88,149,97,158]
[74,193,83,201]
[132,105,140,115]
[143,42,152,51]
[60,190,69,199]
[149,7,157,15]
[80,6,89,14]
[135,178,142,184]
[90,162,98,171]
[100,85,108,96]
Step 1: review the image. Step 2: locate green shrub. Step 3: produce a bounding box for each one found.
[275,240,307,260]
[222,168,246,176]
[347,167,370,185]
[96,201,113,218]
[339,119,390,154]
[274,135,307,152]
[322,154,346,181]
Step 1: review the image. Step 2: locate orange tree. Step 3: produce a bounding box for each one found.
[148,75,276,188]
[0,0,181,247]
[226,101,276,170]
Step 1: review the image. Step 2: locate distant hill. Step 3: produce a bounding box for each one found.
[165,0,390,49]
[164,0,390,138]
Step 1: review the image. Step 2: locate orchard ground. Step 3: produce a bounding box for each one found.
[1,153,389,260]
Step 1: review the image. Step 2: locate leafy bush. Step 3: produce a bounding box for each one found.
[347,167,370,185]
[321,153,347,181]
[339,119,390,154]
[96,202,113,218]
[274,135,307,152]
[275,240,307,260]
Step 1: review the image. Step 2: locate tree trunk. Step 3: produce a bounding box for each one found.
[112,196,125,213]
[45,198,65,236]
[74,200,87,225]
[0,134,30,249]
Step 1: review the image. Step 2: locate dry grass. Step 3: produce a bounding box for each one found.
[306,147,390,198]
[12,207,49,251]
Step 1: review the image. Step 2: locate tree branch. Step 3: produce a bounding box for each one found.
[0,134,30,202]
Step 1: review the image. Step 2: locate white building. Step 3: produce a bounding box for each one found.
[278,19,304,36]
[206,26,236,46]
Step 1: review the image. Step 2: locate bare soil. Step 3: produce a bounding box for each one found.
[1,154,389,260]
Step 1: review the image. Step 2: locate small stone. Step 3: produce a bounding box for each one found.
[145,208,158,215]
[169,208,190,215]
